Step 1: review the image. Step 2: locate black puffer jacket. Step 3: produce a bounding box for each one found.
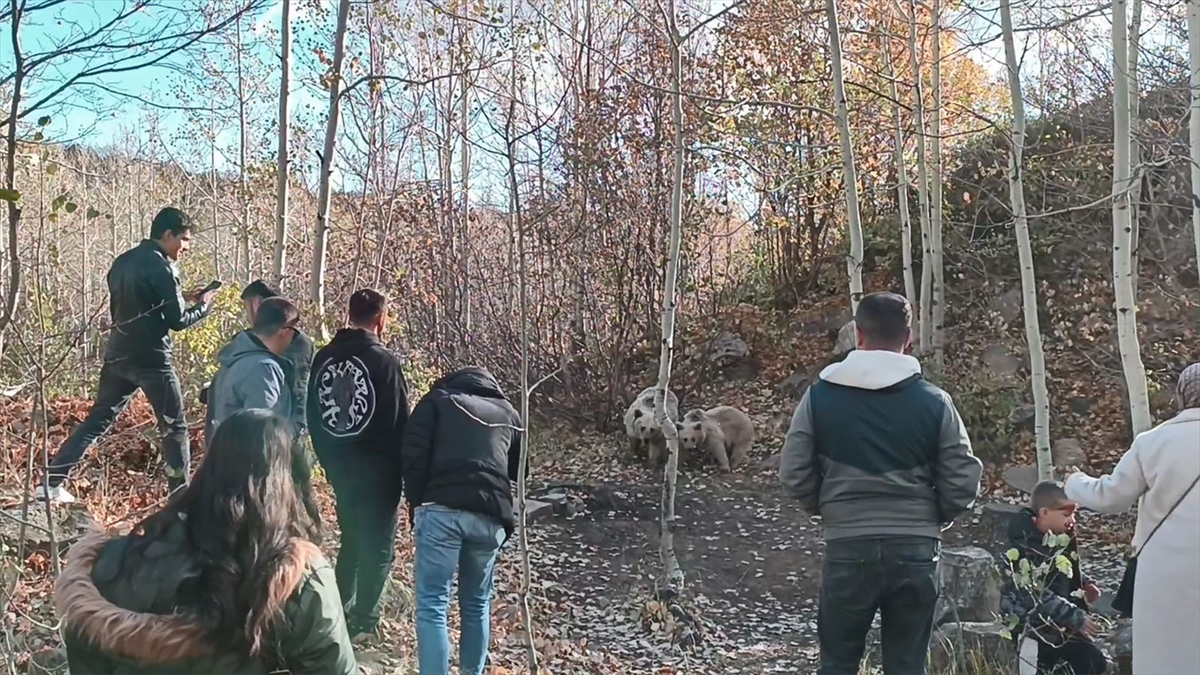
[999,507,1094,646]
[401,367,522,534]
[104,239,210,366]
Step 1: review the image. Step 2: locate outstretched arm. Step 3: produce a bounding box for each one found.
[1064,442,1148,515]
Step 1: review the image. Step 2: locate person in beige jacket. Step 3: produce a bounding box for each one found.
[1065,362,1200,675]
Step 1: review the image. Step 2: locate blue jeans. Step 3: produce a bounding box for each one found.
[414,504,505,675]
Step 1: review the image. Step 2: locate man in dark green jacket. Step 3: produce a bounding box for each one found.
[43,208,215,504]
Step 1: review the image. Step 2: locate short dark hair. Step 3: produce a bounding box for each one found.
[149,207,192,240]
[1031,480,1070,513]
[252,297,299,336]
[241,280,278,301]
[854,292,912,348]
[348,288,387,325]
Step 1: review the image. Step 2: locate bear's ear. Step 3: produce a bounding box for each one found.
[632,408,643,419]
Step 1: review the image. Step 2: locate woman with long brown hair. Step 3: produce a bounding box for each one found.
[55,408,357,674]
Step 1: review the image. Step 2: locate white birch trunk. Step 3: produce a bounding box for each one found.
[1112,0,1153,435]
[826,0,865,312]
[1189,0,1200,289]
[1129,0,1143,298]
[310,0,351,336]
[930,0,945,375]
[886,44,917,317]
[906,0,934,352]
[658,0,685,591]
[272,0,292,287]
[1000,0,1052,481]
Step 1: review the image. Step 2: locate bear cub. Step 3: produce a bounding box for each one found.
[623,386,680,467]
[677,406,754,472]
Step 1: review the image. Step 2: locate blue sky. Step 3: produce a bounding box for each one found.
[6,0,1180,211]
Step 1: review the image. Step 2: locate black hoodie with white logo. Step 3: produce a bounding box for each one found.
[307,328,410,470]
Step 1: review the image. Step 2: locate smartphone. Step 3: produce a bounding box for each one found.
[202,279,223,294]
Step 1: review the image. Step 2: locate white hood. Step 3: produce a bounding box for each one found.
[818,349,923,391]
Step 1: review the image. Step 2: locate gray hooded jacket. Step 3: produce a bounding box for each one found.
[779,349,982,541]
[205,331,294,445]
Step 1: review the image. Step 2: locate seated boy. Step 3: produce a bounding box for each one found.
[1000,481,1108,674]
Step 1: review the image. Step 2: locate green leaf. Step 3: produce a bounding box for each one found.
[999,628,1012,640]
[0,188,19,202]
[1057,533,1072,548]
[37,115,51,127]
[1055,554,1074,576]
[86,207,101,220]
[45,163,58,175]
[64,202,77,213]
[1005,548,1020,562]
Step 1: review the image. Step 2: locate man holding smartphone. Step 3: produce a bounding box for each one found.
[41,207,216,503]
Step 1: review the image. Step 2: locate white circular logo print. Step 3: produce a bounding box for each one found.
[316,357,377,437]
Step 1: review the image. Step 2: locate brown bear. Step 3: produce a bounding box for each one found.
[677,406,754,472]
[623,386,680,467]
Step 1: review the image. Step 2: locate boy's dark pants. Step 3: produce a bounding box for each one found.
[818,535,941,675]
[1037,636,1108,674]
[47,359,190,492]
[325,452,402,633]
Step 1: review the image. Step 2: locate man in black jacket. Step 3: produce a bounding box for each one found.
[42,208,215,504]
[308,289,409,638]
[401,366,521,675]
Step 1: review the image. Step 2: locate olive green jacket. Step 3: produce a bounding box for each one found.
[55,527,357,675]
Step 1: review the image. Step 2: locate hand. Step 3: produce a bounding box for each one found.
[199,290,217,306]
[1079,616,1098,637]
[1083,582,1102,604]
[184,287,206,303]
[1062,464,1084,481]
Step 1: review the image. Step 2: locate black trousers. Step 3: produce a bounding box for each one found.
[1038,636,1108,674]
[324,453,402,633]
[47,360,189,492]
[817,535,941,675]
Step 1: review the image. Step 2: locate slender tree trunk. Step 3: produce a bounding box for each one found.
[1189,0,1200,287]
[886,45,917,322]
[1129,0,1143,297]
[1000,0,1052,481]
[929,0,945,376]
[505,1,538,669]
[1112,0,1153,435]
[826,0,865,313]
[236,16,250,282]
[311,0,351,336]
[272,0,292,287]
[0,0,24,345]
[657,0,686,593]
[906,0,933,351]
[460,66,472,332]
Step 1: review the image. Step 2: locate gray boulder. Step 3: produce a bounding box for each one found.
[1052,437,1087,468]
[0,504,96,556]
[936,546,1002,625]
[709,331,749,364]
[1002,464,1039,494]
[832,321,856,355]
[930,621,1013,672]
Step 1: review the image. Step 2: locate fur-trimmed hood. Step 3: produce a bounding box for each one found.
[55,528,323,667]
